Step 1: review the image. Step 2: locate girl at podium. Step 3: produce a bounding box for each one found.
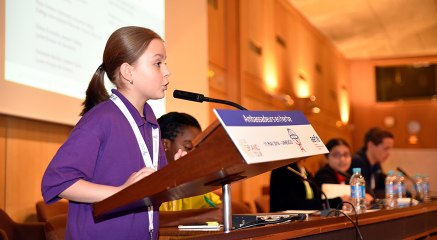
[41,26,179,240]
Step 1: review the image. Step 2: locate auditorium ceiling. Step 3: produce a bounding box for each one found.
[288,0,437,59]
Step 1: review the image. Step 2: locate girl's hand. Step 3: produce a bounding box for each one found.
[59,168,155,203]
[121,167,156,190]
[174,148,187,161]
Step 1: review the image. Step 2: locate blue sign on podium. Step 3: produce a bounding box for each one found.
[214,109,328,164]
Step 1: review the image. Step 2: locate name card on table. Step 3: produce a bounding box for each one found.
[214,109,328,164]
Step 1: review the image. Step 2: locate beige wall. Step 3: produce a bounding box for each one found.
[382,149,437,193]
[165,0,210,129]
[0,115,72,222]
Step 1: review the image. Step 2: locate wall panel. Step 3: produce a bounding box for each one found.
[0,115,6,210]
[5,116,71,222]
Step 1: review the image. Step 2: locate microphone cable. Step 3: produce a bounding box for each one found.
[329,201,364,240]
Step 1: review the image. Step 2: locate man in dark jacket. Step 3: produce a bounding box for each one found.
[348,127,394,199]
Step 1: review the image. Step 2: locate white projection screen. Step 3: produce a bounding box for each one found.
[0,0,166,125]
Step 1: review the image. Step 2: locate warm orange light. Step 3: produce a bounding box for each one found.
[264,55,278,92]
[296,80,309,98]
[295,72,310,98]
[312,106,321,114]
[339,86,350,124]
[409,135,418,144]
[208,69,215,78]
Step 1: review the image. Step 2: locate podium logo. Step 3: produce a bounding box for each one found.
[287,128,306,152]
[310,134,321,143]
[310,134,325,150]
[238,139,263,157]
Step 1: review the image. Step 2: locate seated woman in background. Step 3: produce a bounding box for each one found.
[157,112,221,211]
[315,138,352,209]
[270,159,322,212]
[315,138,373,209]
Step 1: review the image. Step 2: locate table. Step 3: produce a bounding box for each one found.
[159,201,437,239]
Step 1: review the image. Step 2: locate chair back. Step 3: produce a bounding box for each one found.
[36,200,68,222]
[254,195,270,213]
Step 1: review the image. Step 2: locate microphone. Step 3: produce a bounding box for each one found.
[173,90,247,110]
[287,166,334,217]
[396,167,415,183]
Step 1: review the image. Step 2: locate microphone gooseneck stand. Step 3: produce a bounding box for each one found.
[173,89,246,232]
[173,89,248,110]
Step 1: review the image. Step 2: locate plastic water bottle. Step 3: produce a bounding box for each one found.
[422,175,431,203]
[396,172,406,199]
[414,174,424,201]
[350,168,366,214]
[385,170,398,209]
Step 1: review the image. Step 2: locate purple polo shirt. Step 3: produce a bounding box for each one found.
[42,89,167,240]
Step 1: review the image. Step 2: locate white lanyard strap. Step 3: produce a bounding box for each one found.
[110,94,159,170]
[110,94,158,234]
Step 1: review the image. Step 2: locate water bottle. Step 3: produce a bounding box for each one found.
[396,172,406,199]
[385,170,398,209]
[350,168,366,214]
[414,174,424,201]
[422,174,431,203]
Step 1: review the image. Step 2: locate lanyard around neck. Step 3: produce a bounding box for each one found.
[110,94,159,170]
[110,94,159,234]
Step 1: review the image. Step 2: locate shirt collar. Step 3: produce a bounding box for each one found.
[111,89,159,128]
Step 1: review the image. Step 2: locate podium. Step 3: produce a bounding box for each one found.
[93,120,313,231]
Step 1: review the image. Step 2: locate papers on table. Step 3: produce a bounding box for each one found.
[321,183,350,199]
[178,224,222,231]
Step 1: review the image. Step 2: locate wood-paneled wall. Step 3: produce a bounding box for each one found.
[208,0,351,210]
[0,115,71,222]
[0,116,6,210]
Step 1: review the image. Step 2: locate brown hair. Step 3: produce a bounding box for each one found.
[80,26,162,115]
[324,138,351,157]
[364,127,394,147]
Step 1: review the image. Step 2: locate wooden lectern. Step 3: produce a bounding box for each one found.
[93,120,303,232]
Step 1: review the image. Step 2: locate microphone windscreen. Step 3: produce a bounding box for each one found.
[173,90,204,102]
